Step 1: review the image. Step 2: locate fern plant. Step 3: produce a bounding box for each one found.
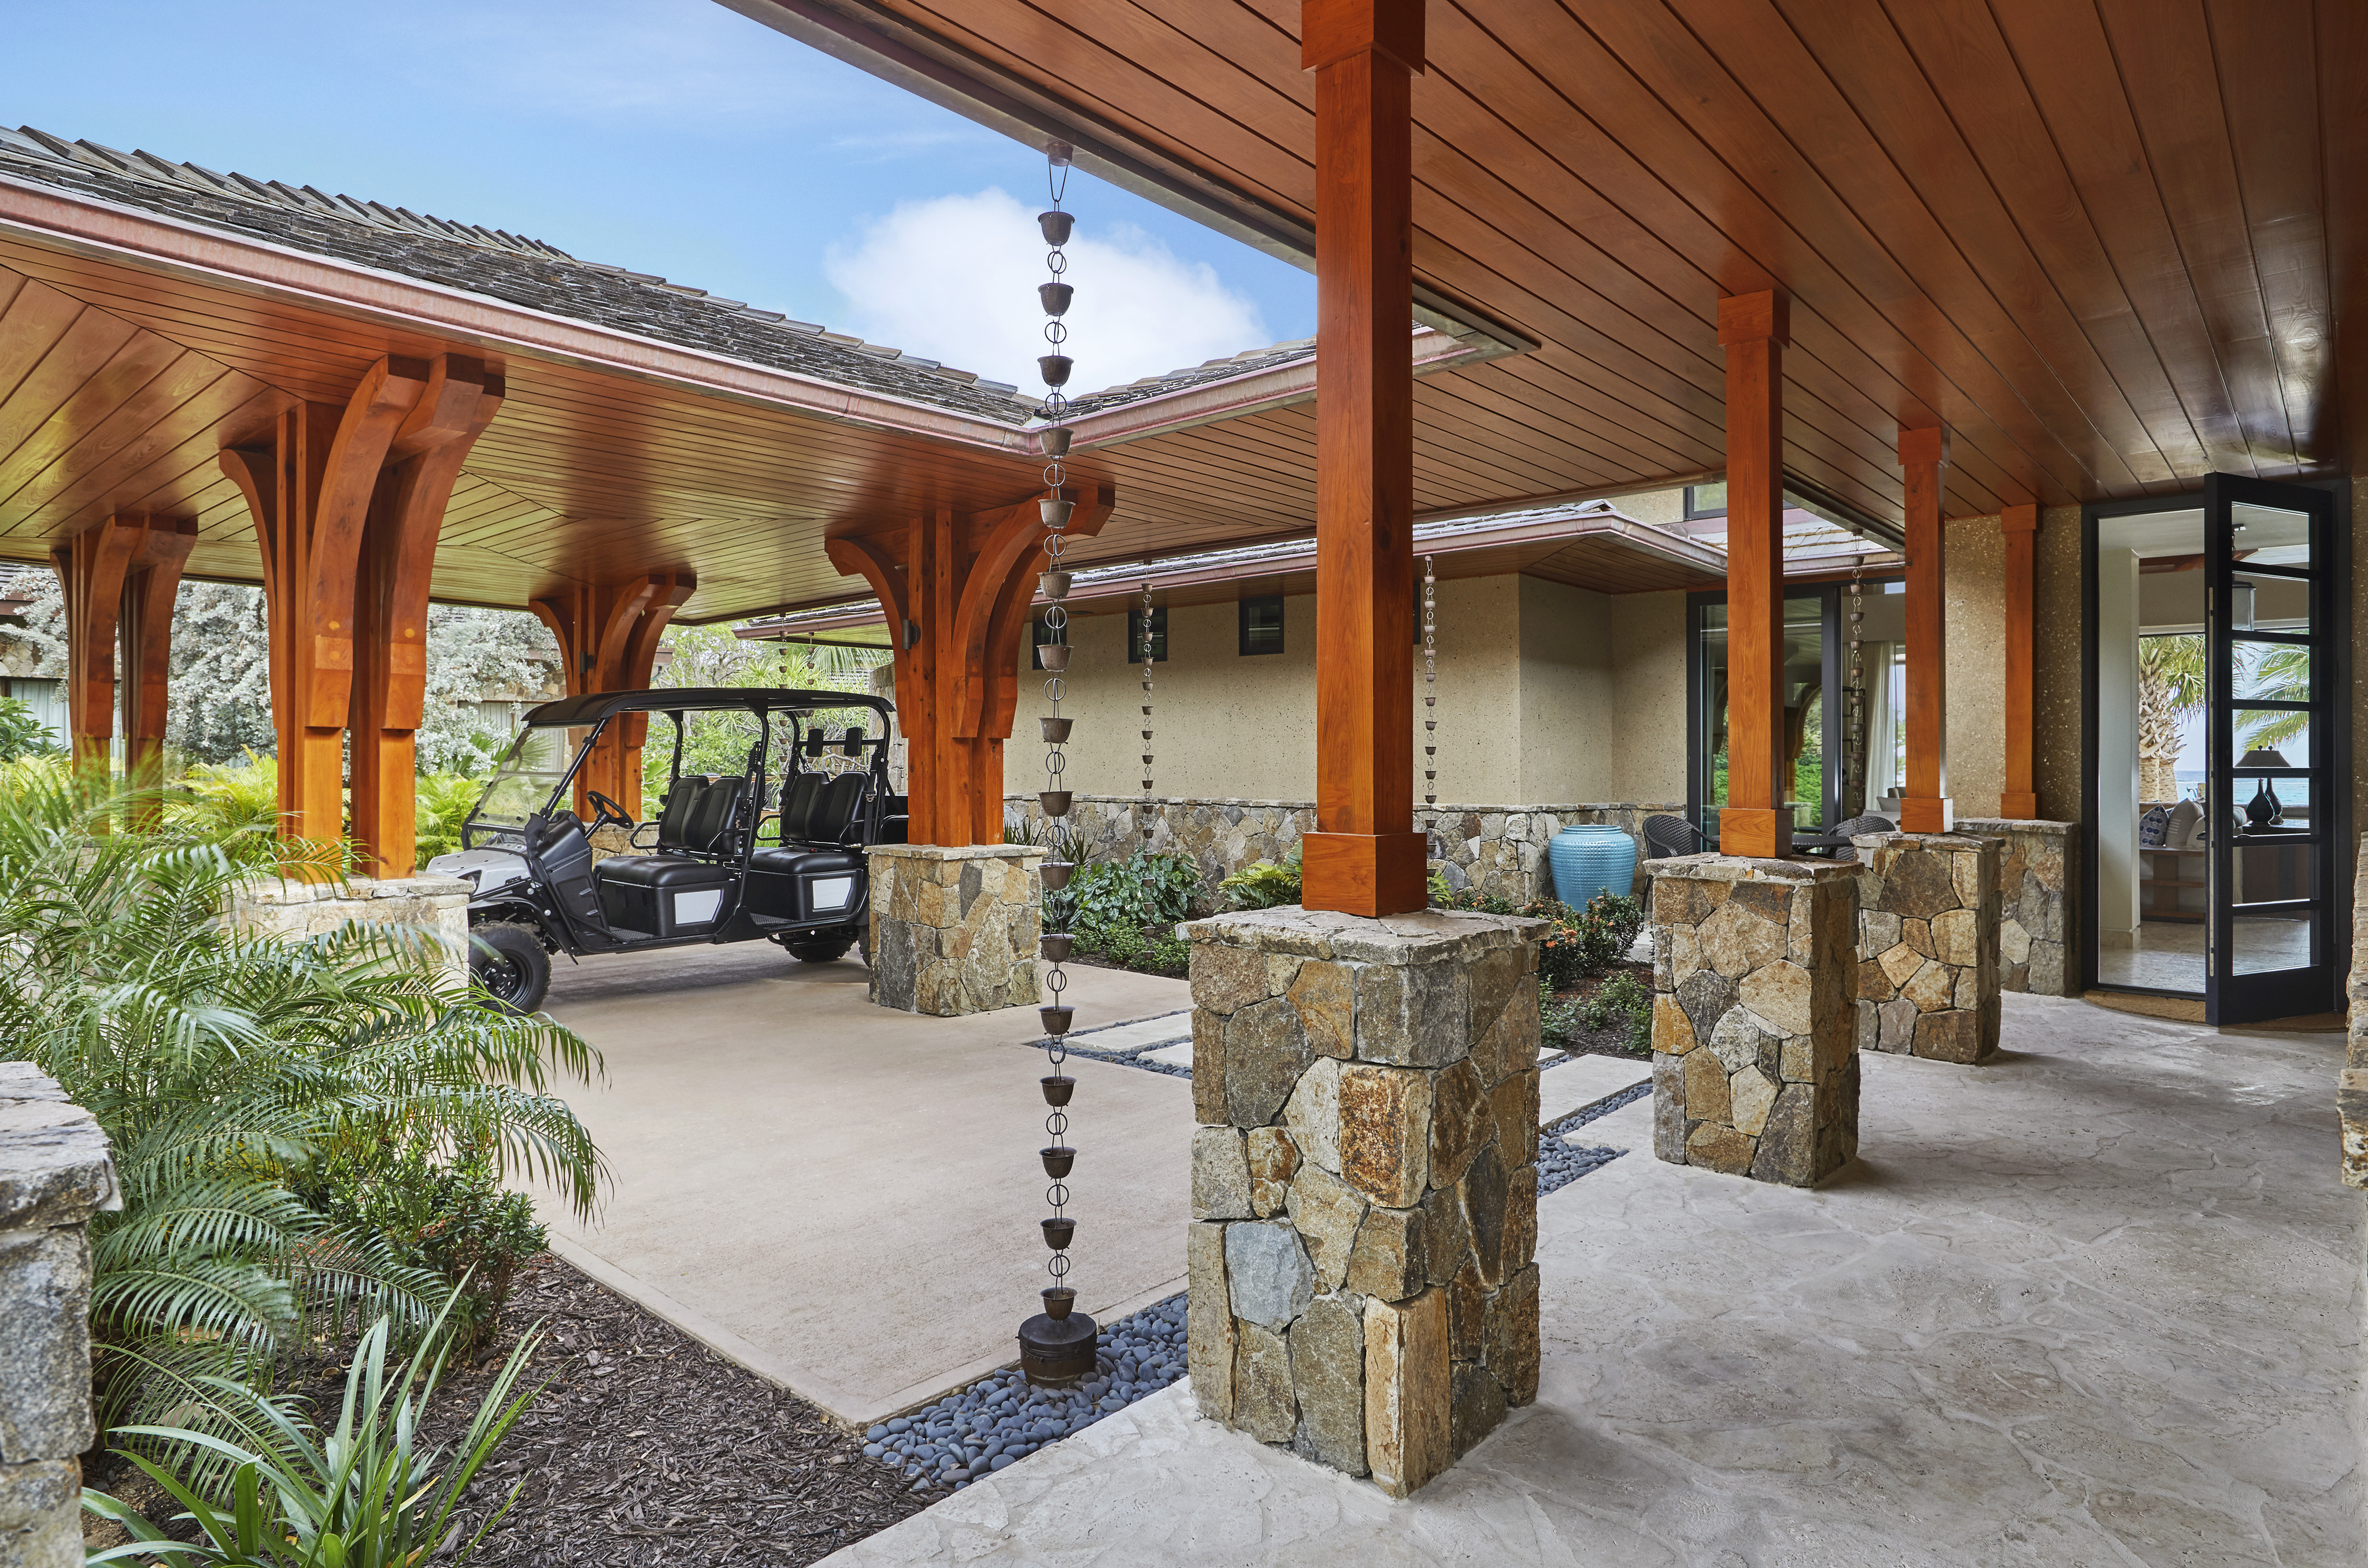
[0,767,603,1445]
[1219,842,1303,910]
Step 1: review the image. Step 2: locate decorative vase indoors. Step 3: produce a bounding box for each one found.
[2238,748,2289,827]
[1549,825,1637,909]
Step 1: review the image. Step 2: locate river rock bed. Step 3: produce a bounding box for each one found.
[863,1293,1187,1490]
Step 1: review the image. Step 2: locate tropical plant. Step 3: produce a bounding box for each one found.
[415,771,489,863]
[0,769,602,1442]
[2237,644,2312,751]
[1219,842,1303,910]
[2138,633,2204,800]
[83,1299,546,1566]
[0,694,61,759]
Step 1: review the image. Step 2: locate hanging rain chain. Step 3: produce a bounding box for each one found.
[1020,141,1097,1388]
[1844,560,1867,813]
[1139,579,1156,845]
[1420,556,1439,853]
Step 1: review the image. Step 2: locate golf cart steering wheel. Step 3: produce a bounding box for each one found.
[585,791,632,832]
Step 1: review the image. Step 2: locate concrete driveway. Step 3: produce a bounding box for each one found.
[532,940,1195,1426]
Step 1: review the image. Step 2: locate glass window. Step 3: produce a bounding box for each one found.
[1690,588,1847,844]
[1239,595,1283,656]
[1126,605,1168,662]
[1031,617,1063,671]
[1684,482,1727,519]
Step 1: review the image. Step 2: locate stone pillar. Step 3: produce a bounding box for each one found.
[228,875,472,983]
[1647,855,1860,1185]
[1851,833,2002,1063]
[1954,819,2079,996]
[1179,906,1545,1498]
[1,1064,120,1568]
[864,844,1044,1015]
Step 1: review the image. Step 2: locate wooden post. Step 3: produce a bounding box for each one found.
[350,357,502,877]
[1298,0,1427,916]
[50,516,196,807]
[223,354,503,867]
[528,569,695,822]
[1999,503,2040,819]
[1897,427,1952,833]
[827,487,1113,848]
[1715,290,1792,859]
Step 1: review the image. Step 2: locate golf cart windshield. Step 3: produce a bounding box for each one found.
[464,724,575,845]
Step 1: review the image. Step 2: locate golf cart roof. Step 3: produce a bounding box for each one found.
[521,687,893,728]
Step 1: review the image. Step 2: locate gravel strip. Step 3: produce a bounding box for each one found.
[863,1294,1187,1492]
[1536,1139,1625,1195]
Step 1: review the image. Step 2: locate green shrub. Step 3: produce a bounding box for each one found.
[1441,886,1522,916]
[84,1299,545,1567]
[1219,843,1301,909]
[1525,892,1646,989]
[1580,972,1654,1054]
[302,1141,547,1354]
[1068,848,1203,932]
[0,696,62,761]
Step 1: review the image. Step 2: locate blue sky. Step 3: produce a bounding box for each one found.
[1,0,1314,391]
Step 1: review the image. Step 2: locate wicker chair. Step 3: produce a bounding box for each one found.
[1641,814,1705,862]
[1824,813,1897,864]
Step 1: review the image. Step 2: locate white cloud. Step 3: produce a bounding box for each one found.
[823,188,1270,395]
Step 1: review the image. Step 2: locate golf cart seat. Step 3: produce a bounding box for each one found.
[594,776,750,935]
[746,772,871,921]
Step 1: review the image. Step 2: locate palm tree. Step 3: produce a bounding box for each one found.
[2137,634,2204,800]
[0,764,604,1439]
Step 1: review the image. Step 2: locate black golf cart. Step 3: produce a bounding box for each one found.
[426,687,906,1013]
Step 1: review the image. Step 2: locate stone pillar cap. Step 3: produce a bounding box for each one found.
[1179,905,1545,964]
[865,843,1046,861]
[0,1064,121,1227]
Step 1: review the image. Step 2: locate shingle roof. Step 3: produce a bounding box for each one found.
[1061,336,1316,417]
[0,125,1042,425]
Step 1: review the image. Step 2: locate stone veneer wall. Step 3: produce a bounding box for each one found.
[2340,835,2368,1191]
[1004,795,1682,905]
[1,1063,120,1568]
[1648,856,1861,1185]
[1952,820,2079,997]
[1182,906,1544,1497]
[865,844,1043,1015]
[1851,833,2003,1064]
[228,876,472,981]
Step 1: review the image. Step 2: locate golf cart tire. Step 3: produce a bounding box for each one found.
[786,936,855,963]
[472,922,552,1014]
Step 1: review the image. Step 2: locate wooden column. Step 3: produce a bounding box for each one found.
[528,569,695,820]
[350,357,503,877]
[222,353,503,863]
[827,486,1113,847]
[50,516,197,791]
[1715,290,1792,859]
[1897,427,1952,833]
[1999,503,2040,819]
[1298,0,1427,916]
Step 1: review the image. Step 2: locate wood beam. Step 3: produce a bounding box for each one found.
[120,520,197,813]
[350,357,504,877]
[528,569,696,823]
[2000,502,2040,819]
[1898,427,1952,833]
[1298,0,1427,917]
[49,517,143,778]
[827,485,1112,848]
[1715,290,1792,859]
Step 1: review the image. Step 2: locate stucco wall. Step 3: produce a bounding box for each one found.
[1609,590,1689,804]
[2033,506,2086,823]
[1011,570,1687,806]
[1943,517,2004,819]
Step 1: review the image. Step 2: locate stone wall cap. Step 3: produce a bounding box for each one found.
[0,1065,121,1226]
[1641,853,1862,883]
[369,876,473,898]
[1952,818,2079,836]
[1850,832,1999,852]
[1179,904,1546,963]
[1003,796,1685,815]
[867,843,1046,861]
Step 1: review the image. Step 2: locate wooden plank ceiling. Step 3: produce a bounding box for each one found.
[753,0,2362,522]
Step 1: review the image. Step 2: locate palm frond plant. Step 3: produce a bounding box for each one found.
[0,768,604,1453]
[84,1296,547,1567]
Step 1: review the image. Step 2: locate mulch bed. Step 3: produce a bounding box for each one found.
[85,1252,930,1566]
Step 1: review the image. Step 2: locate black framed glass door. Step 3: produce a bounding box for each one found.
[2204,475,2339,1024]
